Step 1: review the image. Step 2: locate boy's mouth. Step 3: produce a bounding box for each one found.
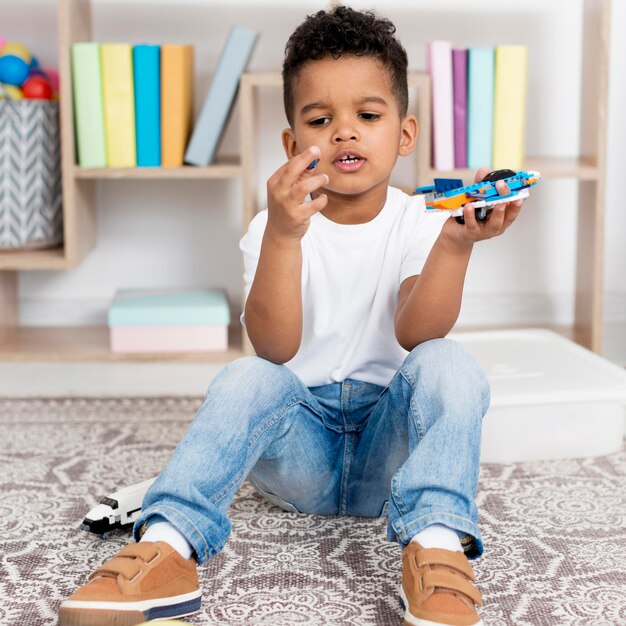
[333,150,366,173]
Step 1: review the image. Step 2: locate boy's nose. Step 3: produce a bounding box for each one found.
[332,123,359,143]
[334,133,358,143]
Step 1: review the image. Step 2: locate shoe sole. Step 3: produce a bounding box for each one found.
[58,590,201,626]
[399,584,484,626]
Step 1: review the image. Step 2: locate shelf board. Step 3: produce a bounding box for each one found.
[0,325,245,362]
[74,159,243,180]
[0,246,66,271]
[425,156,600,181]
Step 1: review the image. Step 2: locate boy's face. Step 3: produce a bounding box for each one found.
[283,55,417,203]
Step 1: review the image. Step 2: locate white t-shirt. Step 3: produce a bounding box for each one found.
[239,186,447,387]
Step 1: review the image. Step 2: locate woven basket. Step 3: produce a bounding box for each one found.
[0,100,63,250]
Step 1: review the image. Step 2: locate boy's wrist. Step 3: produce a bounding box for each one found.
[436,232,474,256]
[263,225,303,250]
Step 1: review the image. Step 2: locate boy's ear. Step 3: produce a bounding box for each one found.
[282,127,299,159]
[398,114,418,157]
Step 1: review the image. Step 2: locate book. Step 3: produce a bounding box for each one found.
[184,26,258,166]
[133,45,161,167]
[108,287,231,327]
[467,47,495,169]
[452,48,468,169]
[160,44,194,167]
[492,45,528,170]
[110,326,228,353]
[427,40,454,171]
[100,43,136,167]
[70,43,106,168]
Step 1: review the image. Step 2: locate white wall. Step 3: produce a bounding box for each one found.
[4,1,626,346]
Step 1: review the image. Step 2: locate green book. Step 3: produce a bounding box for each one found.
[71,43,106,168]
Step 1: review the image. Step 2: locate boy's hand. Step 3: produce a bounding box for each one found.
[439,167,524,252]
[266,146,329,243]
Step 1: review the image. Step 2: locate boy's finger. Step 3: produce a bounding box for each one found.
[282,146,321,185]
[496,180,511,196]
[474,167,490,183]
[302,193,328,216]
[294,173,328,199]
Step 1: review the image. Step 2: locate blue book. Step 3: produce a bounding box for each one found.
[133,45,161,167]
[184,26,258,166]
[109,288,231,327]
[467,47,494,169]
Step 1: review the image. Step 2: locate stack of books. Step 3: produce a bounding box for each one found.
[108,288,231,354]
[71,26,257,169]
[427,42,528,171]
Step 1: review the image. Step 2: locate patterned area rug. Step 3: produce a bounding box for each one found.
[1,397,625,626]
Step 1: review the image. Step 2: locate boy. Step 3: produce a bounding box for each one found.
[59,6,523,626]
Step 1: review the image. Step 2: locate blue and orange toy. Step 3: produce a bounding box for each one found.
[415,169,541,224]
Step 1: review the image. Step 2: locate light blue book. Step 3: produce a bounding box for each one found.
[108,288,231,327]
[467,48,494,169]
[184,26,258,166]
[133,45,161,167]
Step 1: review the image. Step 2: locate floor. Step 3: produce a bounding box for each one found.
[1,324,624,398]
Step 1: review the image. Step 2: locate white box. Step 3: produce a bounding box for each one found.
[451,329,626,463]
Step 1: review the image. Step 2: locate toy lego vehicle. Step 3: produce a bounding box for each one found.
[80,477,155,538]
[415,169,541,224]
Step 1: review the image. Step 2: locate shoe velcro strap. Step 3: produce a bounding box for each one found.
[89,557,142,582]
[88,543,161,582]
[116,542,160,562]
[421,569,483,607]
[415,547,476,582]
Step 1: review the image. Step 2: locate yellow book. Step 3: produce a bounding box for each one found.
[161,45,194,167]
[492,45,528,170]
[101,44,136,167]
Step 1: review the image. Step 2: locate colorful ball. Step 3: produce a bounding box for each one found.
[0,55,30,86]
[22,75,53,100]
[43,67,59,92]
[0,83,24,99]
[0,38,5,50]
[0,42,31,63]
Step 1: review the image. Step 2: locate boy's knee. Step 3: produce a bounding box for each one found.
[403,338,490,410]
[212,355,301,397]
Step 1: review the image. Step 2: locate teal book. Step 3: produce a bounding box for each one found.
[108,288,231,327]
[71,43,106,168]
[467,47,494,169]
[184,26,258,166]
[133,45,161,166]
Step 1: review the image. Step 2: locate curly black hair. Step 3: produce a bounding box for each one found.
[282,5,409,127]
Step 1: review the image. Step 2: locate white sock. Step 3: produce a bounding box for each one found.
[411,523,463,552]
[139,521,194,560]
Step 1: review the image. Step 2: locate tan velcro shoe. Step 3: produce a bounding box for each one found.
[58,541,201,626]
[400,542,483,626]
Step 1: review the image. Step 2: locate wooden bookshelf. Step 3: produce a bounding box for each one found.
[0,0,611,361]
[0,324,244,362]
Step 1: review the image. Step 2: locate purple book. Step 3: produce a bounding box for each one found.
[452,48,468,169]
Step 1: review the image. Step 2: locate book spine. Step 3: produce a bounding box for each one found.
[161,44,194,167]
[427,40,454,171]
[452,48,468,169]
[492,45,528,170]
[70,43,107,168]
[133,45,161,167]
[467,48,495,169]
[101,43,136,167]
[184,26,258,166]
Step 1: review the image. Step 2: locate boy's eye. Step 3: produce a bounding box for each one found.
[359,112,381,121]
[308,116,330,127]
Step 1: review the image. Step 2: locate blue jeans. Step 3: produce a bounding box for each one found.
[133,338,490,565]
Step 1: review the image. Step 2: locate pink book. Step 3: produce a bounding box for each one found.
[452,48,468,169]
[110,325,228,354]
[427,40,454,171]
